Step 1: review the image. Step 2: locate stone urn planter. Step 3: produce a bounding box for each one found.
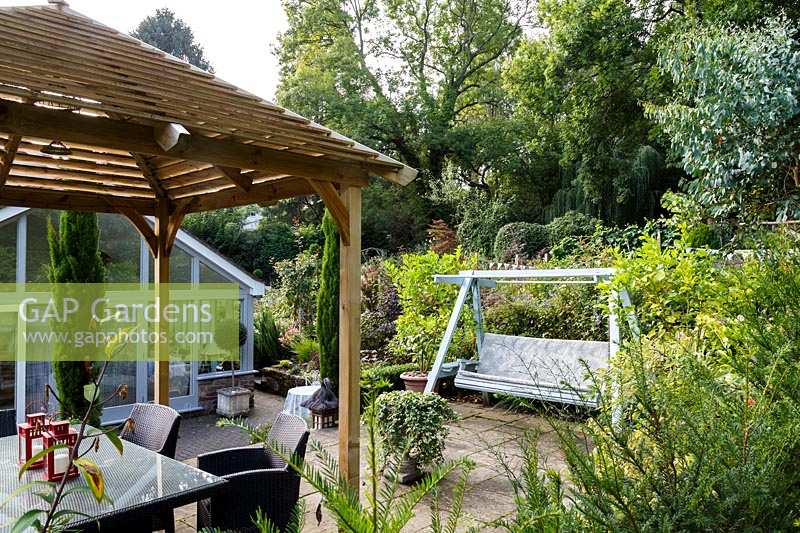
[400,371,429,392]
[389,454,423,484]
[216,386,251,417]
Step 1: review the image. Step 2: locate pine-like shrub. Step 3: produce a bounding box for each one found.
[316,209,339,386]
[493,222,549,261]
[253,306,282,368]
[47,212,105,422]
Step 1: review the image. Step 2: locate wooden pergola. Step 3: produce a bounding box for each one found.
[0,0,417,484]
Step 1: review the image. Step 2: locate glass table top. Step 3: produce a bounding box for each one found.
[0,427,225,530]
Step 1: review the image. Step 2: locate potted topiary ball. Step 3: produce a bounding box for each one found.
[374,390,457,484]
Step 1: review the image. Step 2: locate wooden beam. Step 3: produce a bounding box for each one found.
[0,185,156,214]
[0,101,392,183]
[153,199,170,406]
[307,179,350,246]
[0,134,20,187]
[338,185,361,487]
[154,122,190,152]
[188,177,315,212]
[131,152,168,199]
[165,198,193,254]
[216,166,252,192]
[118,206,157,256]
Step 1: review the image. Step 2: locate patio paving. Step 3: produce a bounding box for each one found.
[172,391,566,532]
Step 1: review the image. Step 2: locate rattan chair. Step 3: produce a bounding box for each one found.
[0,409,16,437]
[196,413,309,533]
[121,403,182,533]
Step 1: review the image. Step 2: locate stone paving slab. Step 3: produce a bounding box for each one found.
[171,390,565,532]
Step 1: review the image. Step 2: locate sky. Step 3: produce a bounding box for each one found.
[1,0,288,101]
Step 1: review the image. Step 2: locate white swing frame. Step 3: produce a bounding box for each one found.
[423,268,639,406]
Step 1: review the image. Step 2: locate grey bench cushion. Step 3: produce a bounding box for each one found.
[454,333,608,405]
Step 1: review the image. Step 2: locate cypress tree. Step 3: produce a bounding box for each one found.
[47,212,105,421]
[316,209,339,387]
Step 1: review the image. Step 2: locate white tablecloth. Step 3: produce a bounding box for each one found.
[283,384,321,424]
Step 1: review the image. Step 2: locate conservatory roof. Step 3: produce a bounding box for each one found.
[0,2,417,217]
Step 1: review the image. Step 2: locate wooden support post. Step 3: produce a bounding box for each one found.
[338,185,361,487]
[154,200,171,406]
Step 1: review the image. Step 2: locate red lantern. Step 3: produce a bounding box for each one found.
[42,421,78,482]
[17,412,47,468]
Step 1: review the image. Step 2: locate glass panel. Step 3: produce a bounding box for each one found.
[98,213,140,283]
[199,262,230,283]
[169,246,191,283]
[26,210,58,283]
[0,219,15,283]
[199,298,243,375]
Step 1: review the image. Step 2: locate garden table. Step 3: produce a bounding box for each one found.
[283,384,321,424]
[0,428,227,531]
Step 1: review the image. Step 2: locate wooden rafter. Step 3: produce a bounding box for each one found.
[0,134,20,188]
[308,179,351,245]
[216,166,252,192]
[130,152,168,199]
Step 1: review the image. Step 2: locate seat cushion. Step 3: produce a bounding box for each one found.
[477,333,608,390]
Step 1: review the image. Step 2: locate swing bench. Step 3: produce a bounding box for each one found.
[423,268,637,408]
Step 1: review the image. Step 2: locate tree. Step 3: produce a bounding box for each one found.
[47,212,105,421]
[131,8,213,71]
[275,0,533,245]
[648,18,800,223]
[316,210,339,386]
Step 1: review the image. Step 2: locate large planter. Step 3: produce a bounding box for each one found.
[400,371,429,392]
[387,453,424,485]
[216,386,251,417]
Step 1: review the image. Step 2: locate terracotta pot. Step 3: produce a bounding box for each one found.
[400,371,429,392]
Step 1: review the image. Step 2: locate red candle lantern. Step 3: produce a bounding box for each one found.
[42,421,78,482]
[17,412,47,468]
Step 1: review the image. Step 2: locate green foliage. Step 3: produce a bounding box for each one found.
[253,306,282,368]
[361,363,417,398]
[374,391,458,469]
[387,250,477,371]
[290,337,320,366]
[317,210,339,384]
[360,259,400,354]
[454,190,512,257]
[47,212,105,423]
[257,394,474,533]
[256,220,299,281]
[131,8,213,71]
[483,284,606,341]
[493,222,549,261]
[271,249,321,332]
[494,234,800,531]
[610,236,723,333]
[546,210,600,245]
[648,17,800,223]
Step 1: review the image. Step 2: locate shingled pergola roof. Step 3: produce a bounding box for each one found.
[0,0,415,486]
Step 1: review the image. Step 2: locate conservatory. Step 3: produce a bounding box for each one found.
[0,206,265,423]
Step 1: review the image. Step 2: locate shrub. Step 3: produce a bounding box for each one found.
[316,209,339,385]
[374,390,458,469]
[493,222,549,261]
[456,190,511,256]
[483,284,606,342]
[546,210,600,244]
[255,220,298,283]
[47,212,105,423]
[271,249,320,333]
[290,337,319,367]
[386,249,477,370]
[494,235,800,532]
[253,306,282,368]
[360,362,417,400]
[360,259,400,355]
